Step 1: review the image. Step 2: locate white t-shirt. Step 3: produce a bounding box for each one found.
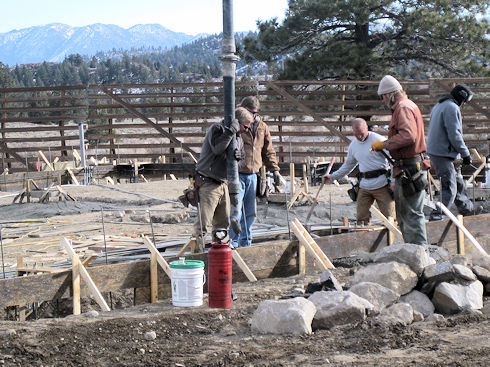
[330,132,390,190]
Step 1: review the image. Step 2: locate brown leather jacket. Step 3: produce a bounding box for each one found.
[384,95,426,160]
[238,116,280,174]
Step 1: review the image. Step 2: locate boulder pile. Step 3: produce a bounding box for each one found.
[251,244,490,335]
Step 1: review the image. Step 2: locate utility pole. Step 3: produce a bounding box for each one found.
[221,0,241,234]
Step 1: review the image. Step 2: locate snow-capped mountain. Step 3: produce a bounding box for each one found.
[0,23,202,66]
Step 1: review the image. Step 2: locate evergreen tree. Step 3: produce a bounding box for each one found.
[242,0,489,79]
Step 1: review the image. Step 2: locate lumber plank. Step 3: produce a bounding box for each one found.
[293,218,335,269]
[66,167,80,185]
[142,235,172,277]
[370,206,404,242]
[38,151,54,171]
[150,252,158,303]
[231,249,257,282]
[467,161,486,184]
[435,203,488,256]
[62,238,110,312]
[456,214,465,255]
[72,253,81,315]
[176,238,194,257]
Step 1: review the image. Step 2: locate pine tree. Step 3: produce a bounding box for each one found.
[242,0,489,79]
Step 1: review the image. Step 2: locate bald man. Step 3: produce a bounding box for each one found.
[323,118,395,225]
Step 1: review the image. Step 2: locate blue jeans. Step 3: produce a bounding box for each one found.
[229,173,257,247]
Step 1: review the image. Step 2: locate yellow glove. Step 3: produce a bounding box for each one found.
[371,141,384,151]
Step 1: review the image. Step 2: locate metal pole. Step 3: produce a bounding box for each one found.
[78,122,87,184]
[222,0,241,235]
[0,226,5,279]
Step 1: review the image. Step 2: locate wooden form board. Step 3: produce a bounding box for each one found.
[0,214,488,309]
[435,203,488,256]
[61,238,110,312]
[369,206,404,243]
[291,218,334,271]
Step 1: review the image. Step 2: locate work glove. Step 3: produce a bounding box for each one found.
[234,148,242,161]
[229,193,239,207]
[228,118,239,135]
[371,141,384,151]
[273,170,282,186]
[462,155,472,166]
[322,174,333,185]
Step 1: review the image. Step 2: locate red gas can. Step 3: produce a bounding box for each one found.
[208,242,232,308]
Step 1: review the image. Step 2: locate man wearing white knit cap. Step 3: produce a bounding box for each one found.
[371,75,429,247]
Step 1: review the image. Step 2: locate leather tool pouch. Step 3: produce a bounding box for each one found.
[401,171,427,197]
[347,182,359,202]
[256,172,269,198]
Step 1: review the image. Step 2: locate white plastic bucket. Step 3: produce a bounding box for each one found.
[169,258,206,307]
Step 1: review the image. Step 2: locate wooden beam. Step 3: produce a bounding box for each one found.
[61,238,110,312]
[142,235,172,277]
[0,141,37,171]
[265,81,351,144]
[38,151,54,171]
[150,252,158,303]
[291,218,335,269]
[435,203,488,256]
[100,88,199,156]
[66,167,80,185]
[370,206,404,242]
[231,249,258,282]
[456,214,465,255]
[467,161,486,184]
[72,253,81,315]
[176,238,195,257]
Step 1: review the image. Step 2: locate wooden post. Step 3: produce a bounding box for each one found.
[387,216,395,245]
[298,242,306,275]
[302,164,309,194]
[456,214,465,255]
[72,253,81,315]
[62,238,110,312]
[290,163,295,194]
[26,179,31,203]
[150,251,158,303]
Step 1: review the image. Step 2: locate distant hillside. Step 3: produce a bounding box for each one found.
[0,23,202,66]
[3,33,280,87]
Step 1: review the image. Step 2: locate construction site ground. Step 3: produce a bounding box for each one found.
[0,179,489,366]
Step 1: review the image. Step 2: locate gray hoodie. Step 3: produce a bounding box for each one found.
[427,98,469,159]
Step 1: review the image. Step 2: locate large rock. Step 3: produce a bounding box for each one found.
[432,281,484,314]
[453,264,476,281]
[373,303,414,327]
[348,282,399,313]
[251,297,316,335]
[309,291,373,329]
[472,265,490,283]
[352,262,418,295]
[400,290,434,317]
[373,243,429,276]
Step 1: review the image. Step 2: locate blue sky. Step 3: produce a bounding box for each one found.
[1,0,289,35]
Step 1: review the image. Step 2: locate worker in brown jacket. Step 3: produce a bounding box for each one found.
[229,96,282,247]
[372,75,429,247]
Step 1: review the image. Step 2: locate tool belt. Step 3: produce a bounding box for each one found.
[359,168,389,179]
[393,156,421,167]
[196,173,223,186]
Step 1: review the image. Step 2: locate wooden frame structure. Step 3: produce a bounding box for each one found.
[1,78,489,173]
[1,213,488,315]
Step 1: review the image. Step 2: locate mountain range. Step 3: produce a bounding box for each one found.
[0,23,205,66]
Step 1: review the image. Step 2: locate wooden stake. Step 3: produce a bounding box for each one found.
[67,168,80,185]
[62,238,110,312]
[370,206,404,242]
[142,235,172,277]
[176,238,195,257]
[467,161,486,184]
[291,218,335,269]
[302,164,309,194]
[290,163,295,194]
[456,214,465,255]
[38,151,54,171]
[150,251,158,303]
[435,203,487,256]
[231,248,257,282]
[72,253,81,315]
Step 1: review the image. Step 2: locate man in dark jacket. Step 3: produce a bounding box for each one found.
[426,84,475,220]
[193,108,251,249]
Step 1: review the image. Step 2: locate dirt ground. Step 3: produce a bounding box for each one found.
[0,180,489,366]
